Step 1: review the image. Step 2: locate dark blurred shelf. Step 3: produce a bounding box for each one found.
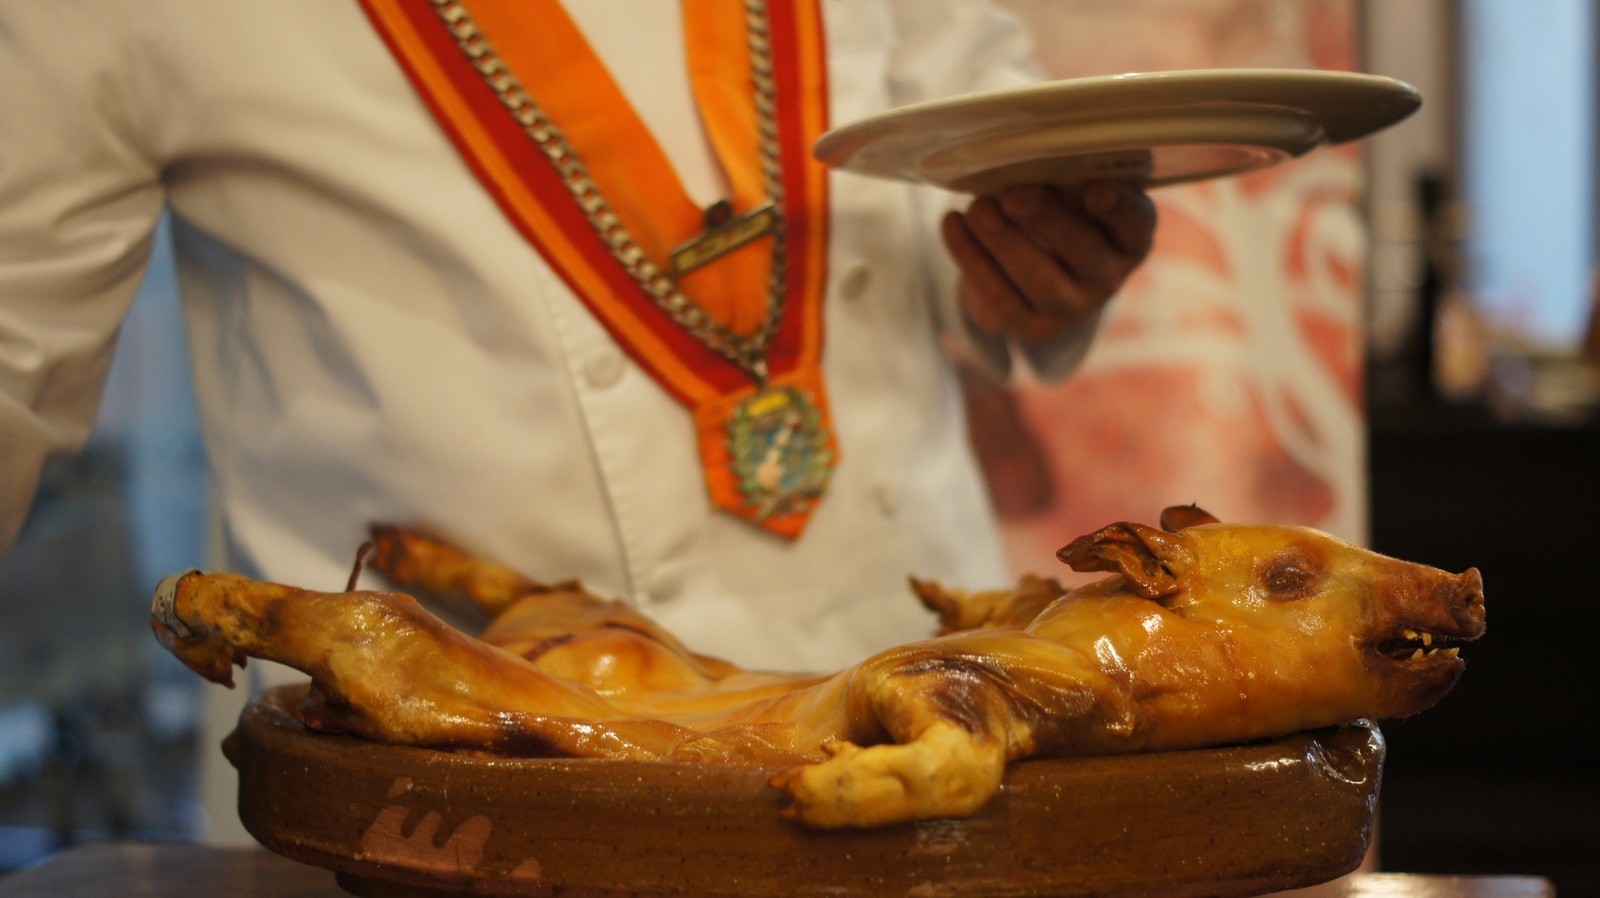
[1366,391,1599,895]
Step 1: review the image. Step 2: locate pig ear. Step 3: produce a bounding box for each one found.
[1056,522,1190,599]
[1160,504,1220,532]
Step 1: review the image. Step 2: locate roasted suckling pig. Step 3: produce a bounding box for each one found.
[150,506,1484,828]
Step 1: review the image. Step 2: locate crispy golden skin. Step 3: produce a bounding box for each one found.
[151,507,1484,828]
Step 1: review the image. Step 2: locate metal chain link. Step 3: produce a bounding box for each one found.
[430,0,787,384]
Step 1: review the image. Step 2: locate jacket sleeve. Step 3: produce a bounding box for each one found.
[0,2,166,557]
[883,0,1101,382]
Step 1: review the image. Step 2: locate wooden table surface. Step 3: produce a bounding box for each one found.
[0,843,1556,898]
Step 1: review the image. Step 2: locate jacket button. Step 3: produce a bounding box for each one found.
[838,264,872,301]
[584,350,625,388]
[874,481,899,517]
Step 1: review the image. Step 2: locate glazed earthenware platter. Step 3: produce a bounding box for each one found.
[812,69,1421,194]
[230,684,1384,898]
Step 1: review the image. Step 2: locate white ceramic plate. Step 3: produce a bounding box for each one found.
[812,69,1420,194]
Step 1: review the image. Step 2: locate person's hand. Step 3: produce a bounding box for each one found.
[940,181,1157,343]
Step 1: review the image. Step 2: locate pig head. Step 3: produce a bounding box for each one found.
[1055,506,1486,743]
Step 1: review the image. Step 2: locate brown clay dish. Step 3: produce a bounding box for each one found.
[230,684,1383,898]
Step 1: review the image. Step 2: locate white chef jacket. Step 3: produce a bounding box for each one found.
[0,0,1094,674]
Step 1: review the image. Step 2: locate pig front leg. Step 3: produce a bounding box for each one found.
[770,652,1058,828]
[910,575,1065,634]
[770,719,1007,828]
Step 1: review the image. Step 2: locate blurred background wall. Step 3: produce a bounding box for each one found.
[0,218,208,866]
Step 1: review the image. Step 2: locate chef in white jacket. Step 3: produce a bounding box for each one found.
[0,0,1153,836]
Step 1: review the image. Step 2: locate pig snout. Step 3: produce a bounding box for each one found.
[1450,567,1486,636]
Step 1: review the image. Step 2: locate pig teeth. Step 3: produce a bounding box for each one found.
[1444,647,1460,658]
[1410,648,1425,661]
[1422,632,1432,646]
[1403,629,1419,640]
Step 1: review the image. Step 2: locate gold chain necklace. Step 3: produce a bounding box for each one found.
[427,0,787,384]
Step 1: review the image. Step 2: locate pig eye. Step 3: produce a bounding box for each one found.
[1260,548,1320,600]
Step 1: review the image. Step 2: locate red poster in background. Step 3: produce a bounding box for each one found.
[972,0,1367,579]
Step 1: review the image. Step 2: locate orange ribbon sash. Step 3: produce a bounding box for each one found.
[356,0,834,538]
